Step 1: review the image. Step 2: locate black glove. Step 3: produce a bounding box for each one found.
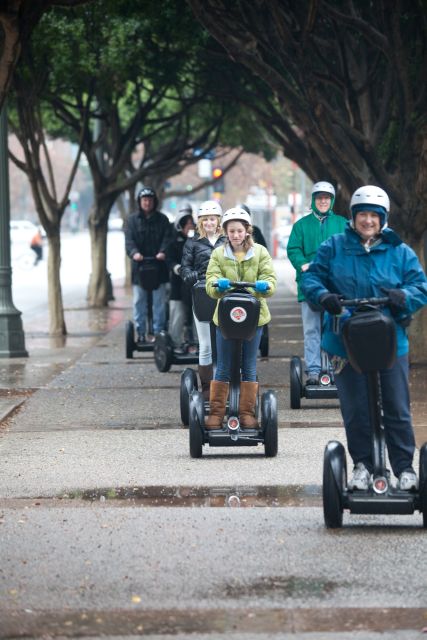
[319,293,342,315]
[185,271,198,286]
[383,288,406,315]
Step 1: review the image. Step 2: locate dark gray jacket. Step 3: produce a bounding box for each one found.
[125,209,173,285]
[180,233,225,285]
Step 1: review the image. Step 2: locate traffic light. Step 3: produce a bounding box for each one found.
[212,166,225,193]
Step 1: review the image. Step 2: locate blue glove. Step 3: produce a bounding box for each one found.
[217,278,231,292]
[255,280,269,292]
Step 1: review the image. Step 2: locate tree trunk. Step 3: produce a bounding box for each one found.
[87,222,110,307]
[47,234,66,336]
[407,236,427,365]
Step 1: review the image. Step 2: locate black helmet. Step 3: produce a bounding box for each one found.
[138,187,156,200]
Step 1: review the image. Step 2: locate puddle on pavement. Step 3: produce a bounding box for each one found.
[57,484,322,507]
[2,606,426,636]
[223,575,342,598]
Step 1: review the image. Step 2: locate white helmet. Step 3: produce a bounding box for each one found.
[311,181,335,198]
[221,206,252,227]
[197,200,222,221]
[350,185,390,212]
[350,185,390,230]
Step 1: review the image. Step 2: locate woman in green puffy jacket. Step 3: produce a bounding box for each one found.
[205,206,276,429]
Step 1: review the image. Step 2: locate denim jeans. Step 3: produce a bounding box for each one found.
[301,301,321,376]
[214,326,263,382]
[132,283,167,336]
[334,354,415,477]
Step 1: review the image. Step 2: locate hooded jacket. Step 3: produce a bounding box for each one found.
[287,210,348,301]
[301,224,427,357]
[125,208,173,286]
[205,243,277,326]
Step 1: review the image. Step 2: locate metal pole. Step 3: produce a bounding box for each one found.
[0,102,28,357]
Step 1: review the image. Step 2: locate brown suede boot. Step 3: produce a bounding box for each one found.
[198,364,213,401]
[239,381,259,428]
[205,381,229,429]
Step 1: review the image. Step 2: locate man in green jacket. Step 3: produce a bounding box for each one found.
[287,181,347,385]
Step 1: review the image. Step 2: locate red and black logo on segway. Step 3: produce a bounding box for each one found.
[230,306,247,323]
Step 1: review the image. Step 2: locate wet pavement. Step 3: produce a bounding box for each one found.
[0,259,426,639]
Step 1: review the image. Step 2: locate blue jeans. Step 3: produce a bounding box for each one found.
[132,283,167,336]
[301,301,321,376]
[214,326,263,382]
[334,355,415,477]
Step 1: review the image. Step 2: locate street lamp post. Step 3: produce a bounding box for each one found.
[0,103,28,357]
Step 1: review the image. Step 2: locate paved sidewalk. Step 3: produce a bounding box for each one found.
[0,261,426,500]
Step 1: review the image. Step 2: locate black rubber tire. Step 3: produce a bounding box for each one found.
[180,368,198,426]
[259,325,269,358]
[189,391,204,458]
[419,443,427,528]
[290,356,302,409]
[262,390,278,457]
[126,320,135,359]
[323,442,346,528]
[154,332,173,372]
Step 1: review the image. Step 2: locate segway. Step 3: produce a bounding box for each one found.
[180,280,217,426]
[154,331,199,372]
[188,280,278,458]
[322,296,427,528]
[290,349,337,409]
[126,257,160,358]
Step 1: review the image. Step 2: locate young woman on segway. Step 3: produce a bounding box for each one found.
[180,200,225,399]
[302,185,427,493]
[205,207,277,429]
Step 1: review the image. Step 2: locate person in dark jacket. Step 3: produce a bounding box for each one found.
[302,185,427,492]
[166,204,196,350]
[181,200,225,399]
[125,187,173,344]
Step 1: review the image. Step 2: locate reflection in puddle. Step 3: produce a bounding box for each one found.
[62,484,322,507]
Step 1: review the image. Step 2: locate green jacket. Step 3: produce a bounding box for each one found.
[287,211,347,301]
[206,243,276,326]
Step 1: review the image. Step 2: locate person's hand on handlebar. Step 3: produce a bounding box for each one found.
[155,252,166,261]
[217,278,231,292]
[254,280,270,292]
[319,292,342,315]
[185,271,198,286]
[381,288,406,315]
[132,252,143,262]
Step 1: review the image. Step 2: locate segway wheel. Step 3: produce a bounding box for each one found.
[259,325,269,358]
[261,390,278,457]
[323,441,346,528]
[290,356,302,409]
[154,331,174,372]
[418,442,427,528]
[189,391,204,458]
[126,320,135,359]
[180,368,198,426]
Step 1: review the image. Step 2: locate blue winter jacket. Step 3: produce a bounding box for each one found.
[301,224,427,358]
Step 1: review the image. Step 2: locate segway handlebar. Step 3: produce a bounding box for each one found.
[213,281,260,288]
[340,296,389,307]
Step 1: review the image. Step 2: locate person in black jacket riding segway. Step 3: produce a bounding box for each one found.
[125,187,173,345]
[181,200,225,399]
[166,204,196,351]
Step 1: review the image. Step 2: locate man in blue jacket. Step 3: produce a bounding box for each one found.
[302,185,427,492]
